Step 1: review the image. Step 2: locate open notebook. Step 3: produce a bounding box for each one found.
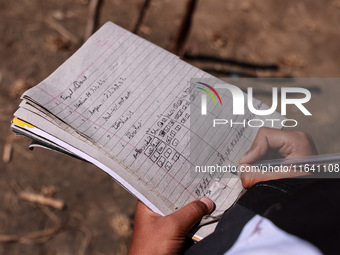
[11,22,283,240]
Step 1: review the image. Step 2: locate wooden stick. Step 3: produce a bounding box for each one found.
[84,0,103,41]
[77,225,92,255]
[0,224,62,244]
[39,205,62,224]
[19,191,66,210]
[173,0,198,56]
[45,16,79,44]
[130,0,151,34]
[2,143,12,163]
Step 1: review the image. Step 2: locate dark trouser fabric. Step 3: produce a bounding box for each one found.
[184,178,340,255]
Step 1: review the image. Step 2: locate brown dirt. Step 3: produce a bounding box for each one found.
[1,0,340,254]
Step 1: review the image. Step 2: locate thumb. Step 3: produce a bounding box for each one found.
[168,198,215,232]
[238,142,268,164]
[238,127,274,164]
[238,164,274,189]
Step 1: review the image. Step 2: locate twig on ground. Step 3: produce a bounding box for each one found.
[84,0,103,41]
[2,143,12,163]
[45,16,79,44]
[130,0,151,34]
[173,0,198,56]
[19,191,66,210]
[39,205,62,225]
[0,224,63,244]
[77,225,92,255]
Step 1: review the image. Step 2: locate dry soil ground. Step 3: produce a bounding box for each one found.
[1,0,340,254]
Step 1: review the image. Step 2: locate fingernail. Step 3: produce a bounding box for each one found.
[199,197,214,212]
[236,165,242,177]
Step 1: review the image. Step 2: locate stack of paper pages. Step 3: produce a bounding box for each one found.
[11,22,283,240]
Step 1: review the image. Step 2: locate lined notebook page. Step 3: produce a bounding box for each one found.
[22,22,282,230]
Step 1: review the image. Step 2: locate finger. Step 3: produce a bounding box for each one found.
[284,131,318,158]
[239,127,285,164]
[240,176,268,189]
[239,128,316,164]
[238,164,285,189]
[238,163,312,189]
[238,164,264,189]
[168,198,214,232]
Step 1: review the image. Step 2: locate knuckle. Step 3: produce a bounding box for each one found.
[294,131,313,143]
[188,202,207,216]
[257,145,268,155]
[257,127,267,135]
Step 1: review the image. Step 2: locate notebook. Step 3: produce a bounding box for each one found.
[11,21,283,240]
